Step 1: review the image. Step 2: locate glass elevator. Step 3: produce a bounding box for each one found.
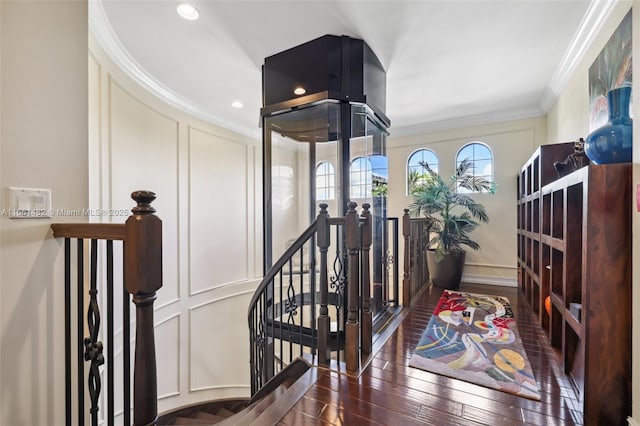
[261,35,392,318]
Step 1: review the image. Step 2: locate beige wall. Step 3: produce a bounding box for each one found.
[89,39,262,417]
[547,4,633,144]
[388,116,547,286]
[545,2,637,423]
[0,2,88,425]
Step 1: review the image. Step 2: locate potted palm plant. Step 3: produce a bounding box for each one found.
[409,159,491,289]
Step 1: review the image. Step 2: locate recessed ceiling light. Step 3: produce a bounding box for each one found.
[294,87,306,96]
[177,3,199,21]
[231,101,244,109]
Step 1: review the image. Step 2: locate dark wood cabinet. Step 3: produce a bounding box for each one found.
[517,142,574,320]
[517,145,631,425]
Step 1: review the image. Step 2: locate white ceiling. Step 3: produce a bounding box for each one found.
[92,1,614,138]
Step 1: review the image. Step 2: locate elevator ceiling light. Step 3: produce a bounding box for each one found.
[231,101,244,109]
[177,4,199,21]
[293,87,306,96]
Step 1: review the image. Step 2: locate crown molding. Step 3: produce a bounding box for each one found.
[89,0,623,141]
[88,1,260,139]
[539,0,624,112]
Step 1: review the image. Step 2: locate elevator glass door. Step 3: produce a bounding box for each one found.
[350,105,389,318]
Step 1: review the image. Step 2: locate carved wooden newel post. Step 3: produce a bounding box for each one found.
[345,202,360,373]
[125,191,163,426]
[360,203,372,355]
[402,209,411,306]
[317,204,331,364]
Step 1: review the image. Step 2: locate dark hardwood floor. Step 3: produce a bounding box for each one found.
[278,283,583,425]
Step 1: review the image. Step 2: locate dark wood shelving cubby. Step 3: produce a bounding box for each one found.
[517,143,631,424]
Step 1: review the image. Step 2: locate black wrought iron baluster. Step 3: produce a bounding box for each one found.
[329,225,346,362]
[299,245,304,357]
[402,210,410,306]
[257,291,266,388]
[253,309,257,394]
[285,257,297,363]
[309,236,317,356]
[64,238,71,426]
[85,239,104,426]
[123,284,130,426]
[106,240,114,426]
[249,308,255,394]
[251,301,260,395]
[251,301,259,394]
[77,239,85,426]
[391,217,399,306]
[279,271,283,372]
[382,247,394,306]
[269,276,275,377]
[254,303,259,392]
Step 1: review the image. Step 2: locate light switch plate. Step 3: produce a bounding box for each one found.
[8,187,52,218]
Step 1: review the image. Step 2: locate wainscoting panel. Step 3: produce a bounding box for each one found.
[90,39,260,415]
[188,126,249,294]
[156,314,181,399]
[188,293,252,392]
[109,80,181,308]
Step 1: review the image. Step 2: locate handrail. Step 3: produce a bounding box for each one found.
[51,223,126,240]
[248,214,323,394]
[247,219,319,313]
[248,202,372,395]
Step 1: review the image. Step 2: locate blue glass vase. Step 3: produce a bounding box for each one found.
[584,86,633,164]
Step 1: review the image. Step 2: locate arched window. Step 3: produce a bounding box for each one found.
[455,142,494,193]
[316,161,335,201]
[407,149,439,194]
[350,157,372,199]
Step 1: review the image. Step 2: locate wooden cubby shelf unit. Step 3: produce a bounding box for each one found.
[517,144,631,425]
[517,142,574,320]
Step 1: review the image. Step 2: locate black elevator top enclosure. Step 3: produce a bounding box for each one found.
[261,34,389,126]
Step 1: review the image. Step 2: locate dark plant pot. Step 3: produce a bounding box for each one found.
[426,250,466,290]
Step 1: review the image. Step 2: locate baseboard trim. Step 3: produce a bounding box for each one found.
[628,416,639,426]
[462,273,518,287]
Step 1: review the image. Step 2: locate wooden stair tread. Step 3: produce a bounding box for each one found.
[218,384,287,426]
[156,399,249,425]
[218,364,321,426]
[172,417,212,425]
[212,407,236,418]
[194,411,226,422]
[160,359,317,426]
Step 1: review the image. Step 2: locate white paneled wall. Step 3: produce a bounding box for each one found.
[110,80,181,307]
[189,127,253,293]
[89,39,261,417]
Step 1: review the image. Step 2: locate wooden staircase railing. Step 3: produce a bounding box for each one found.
[51,190,162,426]
[402,209,432,306]
[248,202,372,395]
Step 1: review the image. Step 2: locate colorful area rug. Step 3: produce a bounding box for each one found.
[409,290,540,400]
